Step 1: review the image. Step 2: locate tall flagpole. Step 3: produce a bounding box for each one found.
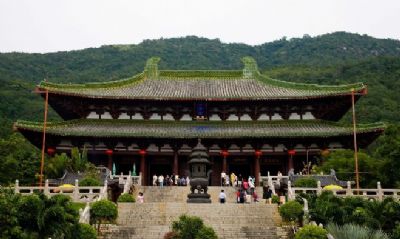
[39,88,49,187]
[351,88,360,192]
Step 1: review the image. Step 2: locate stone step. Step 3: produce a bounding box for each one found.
[101,193,287,239]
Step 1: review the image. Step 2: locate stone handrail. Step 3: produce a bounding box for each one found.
[14,179,107,203]
[79,202,91,224]
[287,180,400,201]
[113,172,141,186]
[260,173,289,195]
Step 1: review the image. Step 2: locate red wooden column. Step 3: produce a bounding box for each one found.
[254,150,262,186]
[287,149,296,172]
[139,149,147,186]
[221,150,229,173]
[105,149,113,171]
[173,149,179,175]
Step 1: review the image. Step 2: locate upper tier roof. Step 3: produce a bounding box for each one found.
[38,57,366,100]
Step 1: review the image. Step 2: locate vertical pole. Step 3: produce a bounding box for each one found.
[254,155,260,186]
[351,89,360,192]
[39,89,49,187]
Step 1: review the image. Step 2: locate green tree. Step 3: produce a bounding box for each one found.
[90,200,118,233]
[279,201,303,223]
[317,149,380,187]
[372,124,400,188]
[0,189,23,239]
[0,133,40,185]
[171,215,205,239]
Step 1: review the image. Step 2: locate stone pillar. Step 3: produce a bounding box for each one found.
[173,150,179,175]
[254,155,261,186]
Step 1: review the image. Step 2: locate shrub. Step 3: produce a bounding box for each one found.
[393,223,400,239]
[117,193,135,203]
[172,215,204,239]
[327,223,389,239]
[170,214,217,239]
[90,200,118,232]
[195,226,218,239]
[279,201,303,223]
[294,177,317,187]
[272,195,280,204]
[74,223,97,239]
[79,177,101,186]
[295,225,327,239]
[163,231,179,239]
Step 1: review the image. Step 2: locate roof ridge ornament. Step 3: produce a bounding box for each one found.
[144,57,160,79]
[241,56,259,79]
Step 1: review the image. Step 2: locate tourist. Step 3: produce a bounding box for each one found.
[230,172,235,186]
[219,189,226,203]
[152,174,157,186]
[137,192,144,203]
[238,174,243,188]
[248,178,255,195]
[186,176,190,186]
[174,174,179,185]
[180,176,186,186]
[263,186,272,204]
[165,175,170,186]
[234,174,238,187]
[239,189,246,203]
[236,189,241,203]
[158,174,164,188]
[243,180,249,192]
[221,171,226,186]
[253,191,259,202]
[225,174,230,186]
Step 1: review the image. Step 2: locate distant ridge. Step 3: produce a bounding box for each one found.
[0,31,400,137]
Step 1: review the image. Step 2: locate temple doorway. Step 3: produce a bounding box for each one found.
[149,157,173,185]
[228,160,252,180]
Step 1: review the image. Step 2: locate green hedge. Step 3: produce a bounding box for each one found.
[117,193,135,203]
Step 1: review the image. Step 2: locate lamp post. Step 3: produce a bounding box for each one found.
[38,88,49,188]
[351,88,360,192]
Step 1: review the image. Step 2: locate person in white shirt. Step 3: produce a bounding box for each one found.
[221,171,226,186]
[158,175,164,188]
[152,174,158,186]
[219,189,226,203]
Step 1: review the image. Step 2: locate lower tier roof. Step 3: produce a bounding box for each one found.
[15,119,384,139]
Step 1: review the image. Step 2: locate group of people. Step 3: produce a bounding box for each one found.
[220,172,256,189]
[152,174,190,188]
[217,171,260,204]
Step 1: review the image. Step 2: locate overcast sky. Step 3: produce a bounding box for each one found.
[1,0,399,53]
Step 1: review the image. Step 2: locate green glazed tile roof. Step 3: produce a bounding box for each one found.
[15,119,384,139]
[38,57,366,100]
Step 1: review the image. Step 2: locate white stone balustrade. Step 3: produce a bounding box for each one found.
[287,180,400,201]
[113,172,142,186]
[13,179,108,203]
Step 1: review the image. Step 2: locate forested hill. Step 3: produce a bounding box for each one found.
[1,31,400,138]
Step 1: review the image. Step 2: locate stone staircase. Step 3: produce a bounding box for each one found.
[134,186,263,204]
[100,186,288,239]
